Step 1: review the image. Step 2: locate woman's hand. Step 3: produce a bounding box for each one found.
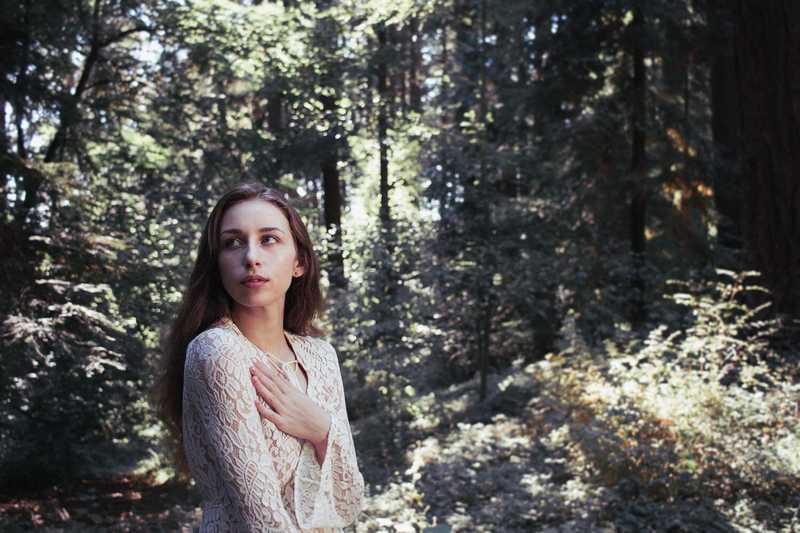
[250,359,330,459]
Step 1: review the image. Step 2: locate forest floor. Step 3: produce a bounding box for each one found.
[0,357,797,532]
[352,357,798,533]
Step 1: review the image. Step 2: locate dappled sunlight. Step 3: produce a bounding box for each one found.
[356,359,609,531]
[351,271,800,531]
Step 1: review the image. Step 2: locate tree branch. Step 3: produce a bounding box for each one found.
[98,24,154,48]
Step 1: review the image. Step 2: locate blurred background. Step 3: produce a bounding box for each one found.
[0,0,798,531]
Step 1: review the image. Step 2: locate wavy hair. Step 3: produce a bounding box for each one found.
[152,182,324,475]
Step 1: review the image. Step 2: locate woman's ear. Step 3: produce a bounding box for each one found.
[293,257,305,278]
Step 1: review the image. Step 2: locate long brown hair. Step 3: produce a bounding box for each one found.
[152,182,325,475]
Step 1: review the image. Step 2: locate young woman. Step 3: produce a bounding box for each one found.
[155,182,364,532]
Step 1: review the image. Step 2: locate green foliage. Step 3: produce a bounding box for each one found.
[0,276,147,487]
[546,270,799,512]
[323,215,432,455]
[652,270,780,385]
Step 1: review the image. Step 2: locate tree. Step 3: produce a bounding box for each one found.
[734,1,800,318]
[628,2,648,323]
[709,3,742,252]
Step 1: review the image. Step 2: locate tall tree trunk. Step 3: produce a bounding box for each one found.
[17,1,149,221]
[397,24,407,117]
[15,0,31,217]
[710,5,742,252]
[265,89,284,175]
[477,0,491,401]
[408,16,422,112]
[266,91,283,132]
[629,2,647,323]
[0,92,8,216]
[376,22,391,232]
[734,1,800,317]
[492,15,517,198]
[435,14,451,222]
[320,93,346,289]
[374,20,399,458]
[455,0,476,215]
[314,4,346,289]
[23,0,101,218]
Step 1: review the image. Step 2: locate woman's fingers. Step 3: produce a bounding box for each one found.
[250,362,328,443]
[251,372,284,412]
[252,359,276,382]
[254,396,282,426]
[250,358,302,433]
[253,359,289,391]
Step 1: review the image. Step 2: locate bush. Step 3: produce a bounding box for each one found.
[0,279,148,488]
[542,270,800,511]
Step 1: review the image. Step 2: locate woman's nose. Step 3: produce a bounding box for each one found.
[243,241,262,267]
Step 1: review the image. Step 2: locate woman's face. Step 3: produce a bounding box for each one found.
[217,198,304,312]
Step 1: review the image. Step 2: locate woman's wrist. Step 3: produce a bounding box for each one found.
[311,410,331,464]
[312,410,331,446]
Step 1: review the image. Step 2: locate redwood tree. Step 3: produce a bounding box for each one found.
[734,1,800,317]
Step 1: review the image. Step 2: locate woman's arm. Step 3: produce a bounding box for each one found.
[292,340,365,529]
[184,331,297,533]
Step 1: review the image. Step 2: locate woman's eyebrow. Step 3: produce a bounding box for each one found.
[221,227,285,235]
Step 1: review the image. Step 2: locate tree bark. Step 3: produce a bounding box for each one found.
[408,16,422,112]
[266,91,283,132]
[0,92,8,215]
[15,0,32,216]
[629,2,647,323]
[376,22,391,232]
[734,1,800,317]
[710,6,742,251]
[320,93,346,289]
[477,0,491,401]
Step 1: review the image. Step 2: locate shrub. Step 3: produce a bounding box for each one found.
[543,270,799,509]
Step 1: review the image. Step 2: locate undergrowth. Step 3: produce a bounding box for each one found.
[539,270,800,529]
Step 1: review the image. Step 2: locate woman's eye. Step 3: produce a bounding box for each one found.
[223,238,243,248]
[261,235,277,245]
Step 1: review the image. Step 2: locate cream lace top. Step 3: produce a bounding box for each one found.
[182,317,365,532]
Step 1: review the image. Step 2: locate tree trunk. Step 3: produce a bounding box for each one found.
[734,1,800,317]
[14,0,31,217]
[320,95,346,289]
[264,89,285,175]
[710,9,742,251]
[376,22,391,232]
[409,16,422,112]
[397,24,407,117]
[477,0,491,401]
[0,91,8,215]
[22,0,101,218]
[629,2,647,323]
[266,91,283,132]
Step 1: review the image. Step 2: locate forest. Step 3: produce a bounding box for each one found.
[0,0,799,531]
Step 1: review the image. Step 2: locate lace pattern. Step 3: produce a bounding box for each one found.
[182,318,365,532]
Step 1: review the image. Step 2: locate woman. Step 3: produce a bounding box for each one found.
[154,182,365,532]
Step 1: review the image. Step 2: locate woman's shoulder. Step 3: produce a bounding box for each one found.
[186,321,241,360]
[310,337,336,360]
[290,331,338,362]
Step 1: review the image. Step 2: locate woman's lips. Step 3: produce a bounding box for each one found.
[242,276,269,288]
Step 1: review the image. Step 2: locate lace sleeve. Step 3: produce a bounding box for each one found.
[184,331,297,533]
[293,340,365,528]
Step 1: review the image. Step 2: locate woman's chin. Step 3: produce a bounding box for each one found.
[232,294,279,310]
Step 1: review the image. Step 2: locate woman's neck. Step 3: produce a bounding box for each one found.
[230,306,293,361]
